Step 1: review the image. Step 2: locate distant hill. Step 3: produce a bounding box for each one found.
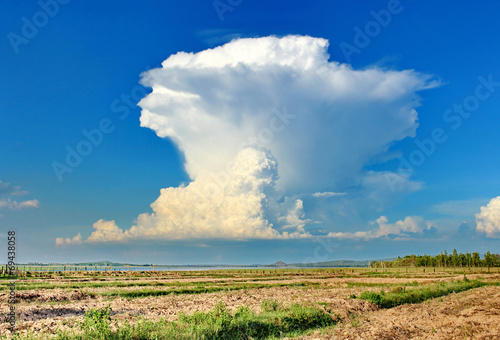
[265,259,378,268]
[54,260,148,267]
[288,260,371,268]
[21,258,394,268]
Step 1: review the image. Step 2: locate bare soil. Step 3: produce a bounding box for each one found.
[299,285,500,340]
[1,272,499,338]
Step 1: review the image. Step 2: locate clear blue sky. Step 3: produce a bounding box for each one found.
[1,0,499,264]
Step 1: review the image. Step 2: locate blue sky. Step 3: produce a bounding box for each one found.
[1,0,499,264]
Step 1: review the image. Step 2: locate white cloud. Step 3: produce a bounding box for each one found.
[278,199,310,232]
[475,196,500,238]
[55,233,82,247]
[0,180,38,210]
[87,220,126,243]
[328,216,433,240]
[0,198,40,210]
[58,35,434,244]
[57,147,312,245]
[312,192,346,198]
[139,35,433,194]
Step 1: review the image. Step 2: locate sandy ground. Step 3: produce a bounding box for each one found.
[1,273,499,338]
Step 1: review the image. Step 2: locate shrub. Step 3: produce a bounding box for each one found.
[260,299,281,312]
[81,304,112,339]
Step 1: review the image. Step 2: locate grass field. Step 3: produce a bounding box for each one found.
[1,267,499,339]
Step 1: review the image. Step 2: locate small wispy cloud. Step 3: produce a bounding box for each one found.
[0,179,39,212]
[0,198,40,210]
[0,180,28,196]
[328,216,435,240]
[312,192,346,198]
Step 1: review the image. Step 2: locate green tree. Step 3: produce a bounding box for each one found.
[494,254,500,267]
[436,254,443,267]
[472,252,480,267]
[465,252,472,267]
[459,253,466,267]
[410,254,416,267]
[452,249,459,267]
[484,251,494,268]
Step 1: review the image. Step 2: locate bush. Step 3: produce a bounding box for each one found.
[260,299,281,312]
[81,304,112,339]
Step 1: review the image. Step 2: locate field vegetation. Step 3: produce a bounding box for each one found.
[1,266,499,339]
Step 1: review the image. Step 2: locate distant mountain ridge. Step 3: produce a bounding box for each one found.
[265,260,376,268]
[24,258,394,267]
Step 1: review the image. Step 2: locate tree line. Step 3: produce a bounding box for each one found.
[371,250,500,268]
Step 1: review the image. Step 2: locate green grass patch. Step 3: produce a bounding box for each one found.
[358,279,484,308]
[344,280,419,289]
[99,282,317,299]
[0,279,225,292]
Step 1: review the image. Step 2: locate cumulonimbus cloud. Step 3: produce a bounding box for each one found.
[56,35,436,245]
[475,196,500,238]
[139,35,434,194]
